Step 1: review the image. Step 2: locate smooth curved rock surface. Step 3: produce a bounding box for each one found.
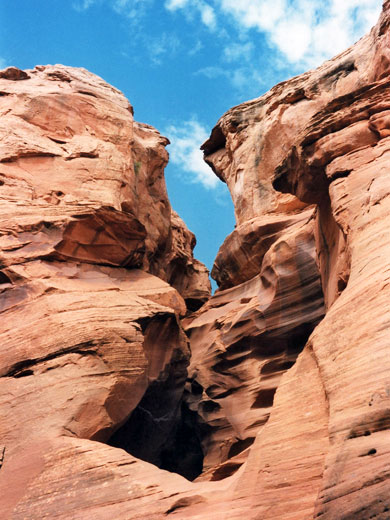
[0,64,208,519]
[0,64,210,301]
[188,2,390,518]
[2,2,390,517]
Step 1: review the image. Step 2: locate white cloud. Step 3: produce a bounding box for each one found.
[165,0,188,9]
[221,0,287,31]
[165,120,219,189]
[200,4,216,29]
[71,0,382,95]
[220,0,381,68]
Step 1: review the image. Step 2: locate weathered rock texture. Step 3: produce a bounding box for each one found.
[0,65,211,518]
[186,2,390,517]
[2,1,390,518]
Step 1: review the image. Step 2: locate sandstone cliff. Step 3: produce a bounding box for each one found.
[2,1,390,519]
[0,64,210,518]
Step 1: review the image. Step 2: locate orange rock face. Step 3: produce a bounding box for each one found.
[186,3,390,517]
[2,2,390,518]
[0,65,210,518]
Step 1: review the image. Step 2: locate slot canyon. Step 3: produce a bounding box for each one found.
[1,2,390,519]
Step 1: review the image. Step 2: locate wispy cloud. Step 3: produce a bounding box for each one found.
[147,32,180,64]
[166,0,381,94]
[165,119,219,189]
[72,0,382,91]
[72,0,97,11]
[195,65,227,79]
[73,0,153,21]
[112,0,154,19]
[195,64,263,98]
[165,0,216,30]
[223,41,254,63]
[188,40,203,55]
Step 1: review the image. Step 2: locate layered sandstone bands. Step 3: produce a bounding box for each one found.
[190,2,390,517]
[2,2,390,518]
[0,65,210,518]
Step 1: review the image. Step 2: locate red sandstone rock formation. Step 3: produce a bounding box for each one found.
[185,3,390,517]
[2,2,390,518]
[0,65,209,518]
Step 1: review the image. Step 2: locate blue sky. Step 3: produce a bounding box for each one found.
[0,0,381,284]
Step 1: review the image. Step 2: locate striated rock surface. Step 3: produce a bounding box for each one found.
[182,2,390,517]
[183,208,324,481]
[0,64,210,518]
[3,2,390,518]
[166,210,211,311]
[0,64,210,297]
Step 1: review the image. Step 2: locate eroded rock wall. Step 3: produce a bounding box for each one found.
[181,2,390,518]
[0,65,210,518]
[2,2,390,517]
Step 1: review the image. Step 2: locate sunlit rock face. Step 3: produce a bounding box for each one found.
[0,65,210,518]
[180,2,390,518]
[3,2,390,518]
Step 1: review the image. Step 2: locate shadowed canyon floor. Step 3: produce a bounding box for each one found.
[2,2,390,519]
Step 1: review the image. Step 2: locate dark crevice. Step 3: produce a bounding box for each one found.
[48,137,67,144]
[359,448,377,457]
[329,169,352,181]
[108,387,207,481]
[77,89,98,98]
[0,447,5,469]
[251,388,276,409]
[65,152,99,160]
[165,496,206,515]
[13,369,34,378]
[319,60,357,89]
[228,437,255,458]
[3,344,99,378]
[201,124,226,155]
[185,298,205,312]
[210,462,242,481]
[349,410,390,439]
[205,385,240,399]
[160,402,206,480]
[108,314,207,481]
[0,271,12,284]
[46,71,71,82]
[0,152,58,163]
[212,352,250,373]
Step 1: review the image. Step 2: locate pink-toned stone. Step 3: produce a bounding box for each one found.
[3,2,390,517]
[0,64,208,519]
